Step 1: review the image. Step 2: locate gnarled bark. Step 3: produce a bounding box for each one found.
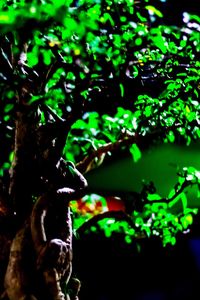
[4,162,87,300]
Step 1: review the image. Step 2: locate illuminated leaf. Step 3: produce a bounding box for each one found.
[130,144,142,163]
[147,194,162,201]
[145,5,163,18]
[125,236,132,244]
[0,13,15,24]
[4,104,14,113]
[119,83,124,97]
[167,131,175,143]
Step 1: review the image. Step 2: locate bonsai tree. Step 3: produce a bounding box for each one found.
[0,0,199,299]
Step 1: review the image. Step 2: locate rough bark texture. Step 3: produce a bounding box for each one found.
[9,105,37,223]
[3,163,87,300]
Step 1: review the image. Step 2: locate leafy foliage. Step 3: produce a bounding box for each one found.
[0,0,199,246]
[71,165,200,246]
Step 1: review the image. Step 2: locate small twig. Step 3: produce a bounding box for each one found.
[148,181,190,204]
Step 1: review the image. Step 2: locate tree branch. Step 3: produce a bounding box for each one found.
[76,134,137,174]
[77,210,135,237]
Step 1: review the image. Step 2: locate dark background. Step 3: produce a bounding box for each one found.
[150,0,199,25]
[74,229,200,300]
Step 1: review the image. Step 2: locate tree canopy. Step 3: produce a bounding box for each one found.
[0,0,200,251]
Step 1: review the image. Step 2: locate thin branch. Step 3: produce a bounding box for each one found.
[76,125,176,174]
[76,134,137,174]
[147,181,190,204]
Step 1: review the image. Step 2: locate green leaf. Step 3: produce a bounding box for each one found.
[147,194,162,201]
[145,5,163,18]
[181,193,188,212]
[4,104,14,113]
[167,131,175,143]
[119,83,124,97]
[125,236,132,244]
[130,144,141,163]
[181,214,193,229]
[103,12,115,27]
[0,12,15,24]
